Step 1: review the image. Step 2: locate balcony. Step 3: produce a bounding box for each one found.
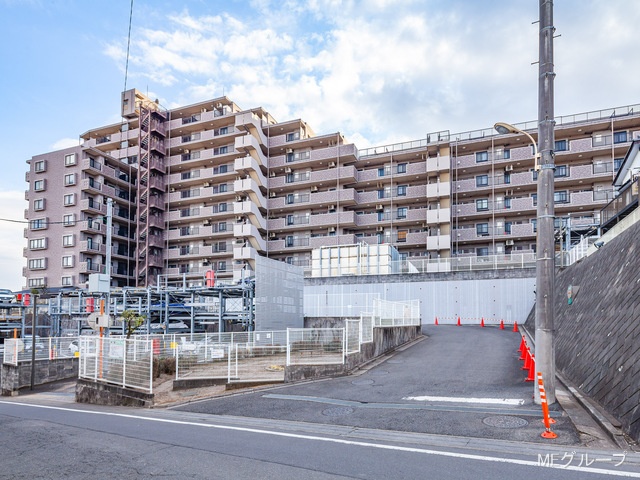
[235,112,269,146]
[269,144,358,170]
[79,241,106,255]
[80,199,105,214]
[234,178,267,209]
[269,165,357,190]
[234,135,268,167]
[233,223,267,252]
[233,201,266,230]
[268,188,356,211]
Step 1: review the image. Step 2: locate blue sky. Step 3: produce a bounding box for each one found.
[1,0,639,290]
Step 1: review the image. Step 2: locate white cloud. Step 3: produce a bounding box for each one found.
[0,191,27,291]
[102,1,640,148]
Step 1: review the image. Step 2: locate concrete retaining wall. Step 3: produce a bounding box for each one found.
[1,358,78,396]
[524,219,640,443]
[284,325,420,382]
[75,378,154,407]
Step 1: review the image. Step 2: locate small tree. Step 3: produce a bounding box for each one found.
[122,309,145,339]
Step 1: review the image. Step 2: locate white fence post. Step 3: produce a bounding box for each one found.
[286,328,291,366]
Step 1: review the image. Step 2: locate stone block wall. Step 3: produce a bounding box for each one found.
[524,220,640,442]
[1,358,78,396]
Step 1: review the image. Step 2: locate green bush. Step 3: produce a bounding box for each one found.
[153,356,176,379]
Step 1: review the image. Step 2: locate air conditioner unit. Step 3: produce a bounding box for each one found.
[269,232,276,239]
[422,223,428,228]
[203,182,210,187]
[203,221,211,226]
[201,108,207,113]
[285,167,292,173]
[236,216,243,222]
[506,189,513,196]
[269,191,276,198]
[376,204,384,210]
[235,196,242,202]
[234,239,244,245]
[506,239,515,246]
[328,226,336,233]
[311,186,318,192]
[376,226,384,232]
[286,148,293,154]
[328,205,336,210]
[505,165,514,172]
[328,162,336,167]
[170,187,175,192]
[269,171,276,177]
[184,149,190,154]
[215,103,223,109]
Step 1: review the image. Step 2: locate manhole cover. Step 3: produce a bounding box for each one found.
[322,406,354,417]
[369,370,389,376]
[351,379,374,386]
[482,416,529,429]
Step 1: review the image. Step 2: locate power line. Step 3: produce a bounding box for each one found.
[123,0,134,93]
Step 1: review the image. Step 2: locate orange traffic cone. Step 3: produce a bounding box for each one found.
[525,355,536,382]
[435,317,439,325]
[500,319,505,330]
[513,321,518,332]
[457,316,461,326]
[522,347,532,370]
[518,335,525,355]
[480,317,485,327]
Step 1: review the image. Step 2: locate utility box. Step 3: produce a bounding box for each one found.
[88,274,110,294]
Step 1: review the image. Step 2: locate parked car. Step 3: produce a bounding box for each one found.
[0,289,15,304]
[68,340,79,355]
[21,335,45,351]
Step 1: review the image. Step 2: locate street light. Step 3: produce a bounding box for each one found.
[494,122,540,171]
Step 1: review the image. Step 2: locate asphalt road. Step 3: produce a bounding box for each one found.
[1,400,639,480]
[174,325,580,444]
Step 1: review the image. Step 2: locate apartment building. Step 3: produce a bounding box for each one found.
[451,105,640,257]
[22,88,639,289]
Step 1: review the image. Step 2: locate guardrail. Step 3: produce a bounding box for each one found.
[2,337,79,365]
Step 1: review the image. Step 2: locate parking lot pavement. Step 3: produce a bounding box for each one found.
[174,325,584,445]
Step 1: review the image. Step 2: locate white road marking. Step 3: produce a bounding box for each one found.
[0,401,638,478]
[403,395,525,406]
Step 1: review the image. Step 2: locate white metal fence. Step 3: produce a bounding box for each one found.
[345,319,361,354]
[286,328,345,366]
[78,337,154,393]
[2,336,79,365]
[372,299,421,327]
[360,312,374,343]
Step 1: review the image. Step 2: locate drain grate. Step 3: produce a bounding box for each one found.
[482,415,529,429]
[322,406,354,417]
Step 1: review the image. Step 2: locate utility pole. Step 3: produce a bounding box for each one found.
[535,0,557,404]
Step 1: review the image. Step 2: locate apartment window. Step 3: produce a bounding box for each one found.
[396,185,407,196]
[29,258,46,270]
[555,165,568,177]
[28,278,46,288]
[476,223,489,236]
[29,238,46,250]
[613,131,628,144]
[476,247,489,257]
[504,197,512,209]
[505,222,512,234]
[286,132,300,142]
[214,126,228,136]
[554,140,568,152]
[476,175,489,187]
[504,172,511,184]
[396,163,407,174]
[397,207,407,219]
[285,235,294,247]
[554,191,569,203]
[476,151,488,163]
[63,214,75,226]
[614,158,623,171]
[531,219,537,233]
[397,230,408,243]
[218,203,228,213]
[64,153,77,166]
[63,193,75,206]
[378,167,385,177]
[532,193,537,206]
[33,199,45,211]
[61,276,73,286]
[34,179,46,191]
[64,173,76,186]
[502,149,511,160]
[377,189,386,199]
[213,146,228,155]
[217,261,227,271]
[62,256,74,268]
[62,235,74,247]
[34,160,46,172]
[476,199,489,211]
[286,214,294,225]
[30,218,47,230]
[286,194,294,205]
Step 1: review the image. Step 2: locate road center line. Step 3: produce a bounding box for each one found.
[1,401,638,478]
[403,396,525,406]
